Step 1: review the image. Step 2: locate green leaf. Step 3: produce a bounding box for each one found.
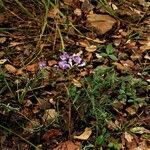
[106,44,113,54]
[130,127,150,134]
[100,52,108,57]
[96,128,108,145]
[109,55,118,61]
[108,142,121,150]
[96,135,105,145]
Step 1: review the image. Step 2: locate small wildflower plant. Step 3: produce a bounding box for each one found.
[38,61,47,69]
[58,52,85,70]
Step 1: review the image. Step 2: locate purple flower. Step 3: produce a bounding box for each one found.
[78,61,86,67]
[38,61,47,69]
[58,51,86,70]
[60,52,70,61]
[58,60,70,70]
[72,55,82,64]
[68,57,73,67]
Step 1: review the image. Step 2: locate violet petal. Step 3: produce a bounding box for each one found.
[58,60,70,69]
[78,61,86,67]
[68,57,73,67]
[72,55,82,64]
[38,61,47,69]
[60,52,70,61]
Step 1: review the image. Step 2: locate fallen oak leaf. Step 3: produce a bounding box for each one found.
[87,14,117,35]
[113,60,134,72]
[0,37,6,43]
[124,132,134,143]
[42,109,58,123]
[74,8,82,16]
[9,41,24,47]
[48,60,57,67]
[78,39,90,48]
[85,45,97,52]
[72,78,82,87]
[0,51,5,58]
[139,38,150,52]
[53,140,81,150]
[25,63,38,73]
[5,64,17,74]
[140,45,150,52]
[126,107,137,115]
[15,69,24,75]
[113,62,125,71]
[74,127,92,140]
[42,129,62,141]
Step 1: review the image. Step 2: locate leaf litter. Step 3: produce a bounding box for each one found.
[0,0,149,149]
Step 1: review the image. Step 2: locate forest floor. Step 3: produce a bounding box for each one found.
[0,0,150,149]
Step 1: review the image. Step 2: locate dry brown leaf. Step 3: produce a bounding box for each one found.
[87,14,116,35]
[80,70,88,77]
[0,37,6,44]
[78,40,97,52]
[113,62,125,71]
[144,54,150,60]
[79,0,85,2]
[42,129,62,141]
[78,40,90,48]
[135,139,150,150]
[9,41,24,47]
[53,140,81,150]
[85,45,97,52]
[81,0,94,13]
[72,79,82,87]
[120,60,134,68]
[15,69,24,75]
[63,0,78,7]
[0,51,5,58]
[138,0,150,8]
[74,8,82,16]
[24,119,40,133]
[85,52,93,62]
[0,14,5,23]
[131,54,141,61]
[32,104,41,114]
[24,99,33,107]
[48,8,59,18]
[107,120,119,131]
[63,0,74,5]
[124,132,134,143]
[48,60,57,67]
[139,39,150,52]
[5,64,17,74]
[113,39,121,46]
[85,37,106,44]
[126,106,137,115]
[74,127,92,140]
[95,53,103,59]
[140,45,150,52]
[42,109,58,123]
[26,63,38,73]
[111,4,118,10]
[114,60,134,71]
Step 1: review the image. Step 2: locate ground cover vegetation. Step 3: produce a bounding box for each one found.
[0,0,149,149]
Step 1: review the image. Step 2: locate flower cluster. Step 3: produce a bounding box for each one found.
[38,61,47,69]
[58,52,85,70]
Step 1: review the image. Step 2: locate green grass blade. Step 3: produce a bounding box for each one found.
[14,0,34,18]
[0,124,40,149]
